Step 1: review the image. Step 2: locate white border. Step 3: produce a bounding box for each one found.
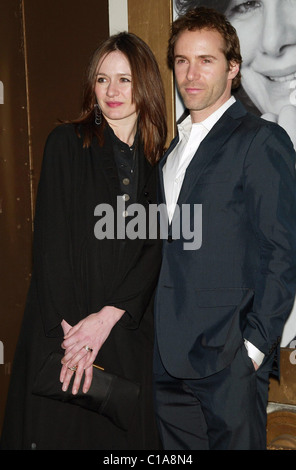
[108,0,128,35]
[0,80,3,104]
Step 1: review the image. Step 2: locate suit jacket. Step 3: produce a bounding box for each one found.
[154,100,296,379]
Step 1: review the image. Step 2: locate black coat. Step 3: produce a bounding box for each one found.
[1,124,162,450]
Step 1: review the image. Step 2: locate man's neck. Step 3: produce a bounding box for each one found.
[190,94,232,124]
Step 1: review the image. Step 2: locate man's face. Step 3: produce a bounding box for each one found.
[174,28,239,122]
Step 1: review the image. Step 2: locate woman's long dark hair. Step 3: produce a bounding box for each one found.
[71,32,167,165]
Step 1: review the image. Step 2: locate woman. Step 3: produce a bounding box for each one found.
[175,0,296,150]
[1,32,167,450]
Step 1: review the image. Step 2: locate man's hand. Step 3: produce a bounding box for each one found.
[252,359,259,371]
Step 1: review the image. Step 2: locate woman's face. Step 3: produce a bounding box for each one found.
[95,50,138,127]
[225,0,296,115]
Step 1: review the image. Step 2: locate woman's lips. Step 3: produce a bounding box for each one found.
[259,64,296,83]
[268,71,296,83]
[106,101,122,107]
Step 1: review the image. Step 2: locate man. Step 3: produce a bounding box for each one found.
[153,7,296,450]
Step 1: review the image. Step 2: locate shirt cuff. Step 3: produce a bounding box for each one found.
[244,339,265,366]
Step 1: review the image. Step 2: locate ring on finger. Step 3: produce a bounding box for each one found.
[84,345,93,352]
[68,365,78,371]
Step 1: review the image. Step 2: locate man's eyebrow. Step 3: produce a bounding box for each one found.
[199,54,217,60]
[174,54,218,60]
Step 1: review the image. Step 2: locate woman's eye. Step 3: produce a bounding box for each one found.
[96,76,106,83]
[228,1,261,16]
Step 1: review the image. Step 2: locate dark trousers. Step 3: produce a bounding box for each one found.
[153,344,273,450]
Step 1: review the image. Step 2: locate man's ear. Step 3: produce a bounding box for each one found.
[228,61,240,80]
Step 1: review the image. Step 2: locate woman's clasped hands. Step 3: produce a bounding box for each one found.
[60,306,125,395]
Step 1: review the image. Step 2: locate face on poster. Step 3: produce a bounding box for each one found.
[173,0,296,150]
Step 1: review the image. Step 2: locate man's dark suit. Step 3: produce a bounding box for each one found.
[154,100,296,449]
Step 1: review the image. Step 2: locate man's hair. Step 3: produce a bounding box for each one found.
[168,6,242,89]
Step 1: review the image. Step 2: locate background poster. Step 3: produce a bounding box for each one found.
[173,0,296,346]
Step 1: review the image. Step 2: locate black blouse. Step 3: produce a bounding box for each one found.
[107,125,139,209]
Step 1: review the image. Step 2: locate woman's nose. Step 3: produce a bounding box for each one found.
[106,81,119,96]
[260,1,295,57]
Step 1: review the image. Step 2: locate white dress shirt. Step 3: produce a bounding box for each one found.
[164,96,236,223]
[163,96,264,367]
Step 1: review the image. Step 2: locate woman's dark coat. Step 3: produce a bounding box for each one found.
[1,124,162,450]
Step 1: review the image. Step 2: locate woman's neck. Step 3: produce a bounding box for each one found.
[106,116,138,147]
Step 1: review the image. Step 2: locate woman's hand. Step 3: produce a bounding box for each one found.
[60,306,125,394]
[60,354,93,395]
[262,105,296,150]
[61,318,72,336]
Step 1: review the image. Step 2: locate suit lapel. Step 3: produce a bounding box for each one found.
[158,135,179,206]
[175,114,239,208]
[173,101,247,211]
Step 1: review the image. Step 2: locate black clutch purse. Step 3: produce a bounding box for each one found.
[32,351,140,431]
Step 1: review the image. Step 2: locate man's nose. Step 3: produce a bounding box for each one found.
[186,62,201,81]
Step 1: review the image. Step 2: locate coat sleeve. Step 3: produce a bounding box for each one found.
[107,235,162,330]
[243,123,296,356]
[33,125,82,337]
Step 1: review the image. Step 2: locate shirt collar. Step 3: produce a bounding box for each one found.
[177,96,236,138]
